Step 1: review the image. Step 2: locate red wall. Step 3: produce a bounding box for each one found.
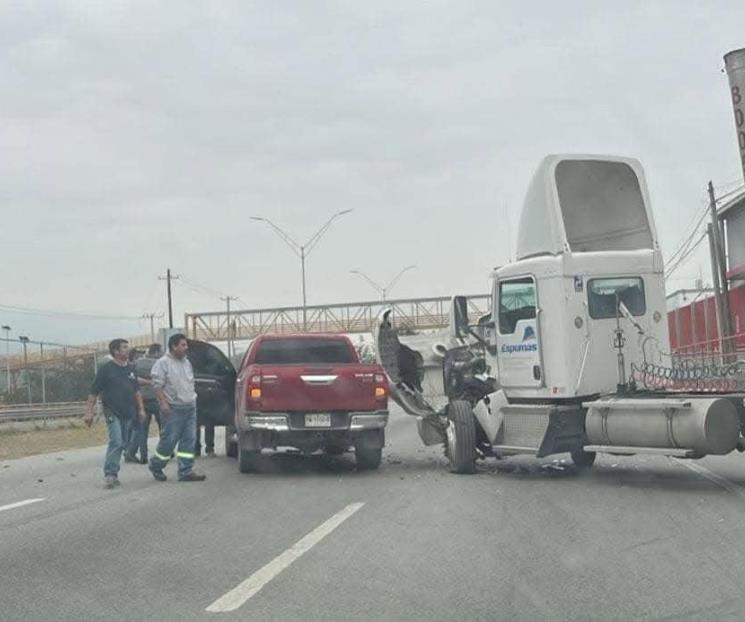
[668,284,745,353]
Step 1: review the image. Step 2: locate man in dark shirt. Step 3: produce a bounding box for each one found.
[84,338,146,489]
[126,343,163,463]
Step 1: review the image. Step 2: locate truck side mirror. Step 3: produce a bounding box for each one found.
[450,296,470,339]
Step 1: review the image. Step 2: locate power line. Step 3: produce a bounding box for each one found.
[0,303,143,321]
[665,231,708,280]
[179,275,227,299]
[714,183,745,204]
[664,201,709,269]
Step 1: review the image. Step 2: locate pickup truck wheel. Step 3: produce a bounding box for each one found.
[225,425,238,459]
[446,400,477,474]
[570,448,596,468]
[355,446,382,470]
[325,445,346,456]
[239,449,262,473]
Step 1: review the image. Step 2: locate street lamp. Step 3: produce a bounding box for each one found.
[251,209,353,330]
[19,335,30,404]
[1,325,10,397]
[350,265,417,301]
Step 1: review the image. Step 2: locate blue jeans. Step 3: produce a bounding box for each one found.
[127,400,160,460]
[104,415,132,478]
[149,403,197,479]
[127,413,150,460]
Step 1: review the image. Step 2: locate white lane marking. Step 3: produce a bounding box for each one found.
[0,498,45,513]
[206,502,365,613]
[672,458,745,501]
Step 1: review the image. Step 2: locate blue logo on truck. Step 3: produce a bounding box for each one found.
[501,325,538,354]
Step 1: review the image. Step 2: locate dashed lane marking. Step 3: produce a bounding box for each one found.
[206,502,365,613]
[0,498,45,513]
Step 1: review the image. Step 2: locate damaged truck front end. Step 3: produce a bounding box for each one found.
[374,304,499,473]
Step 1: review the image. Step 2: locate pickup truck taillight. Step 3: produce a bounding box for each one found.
[246,374,262,408]
[374,373,388,401]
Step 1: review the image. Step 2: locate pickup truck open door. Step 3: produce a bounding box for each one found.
[187,339,236,428]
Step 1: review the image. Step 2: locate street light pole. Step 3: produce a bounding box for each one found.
[1,325,10,397]
[350,265,417,301]
[251,210,353,331]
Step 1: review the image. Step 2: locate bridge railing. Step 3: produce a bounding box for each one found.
[185,294,492,341]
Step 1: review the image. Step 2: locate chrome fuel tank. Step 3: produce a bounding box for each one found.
[584,397,740,455]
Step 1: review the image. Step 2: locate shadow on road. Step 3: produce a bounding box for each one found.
[476,456,745,495]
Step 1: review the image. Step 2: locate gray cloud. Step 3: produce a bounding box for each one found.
[0,0,743,343]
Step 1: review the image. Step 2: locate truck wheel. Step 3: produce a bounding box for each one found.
[570,448,596,468]
[446,400,477,474]
[239,449,262,473]
[325,445,347,456]
[225,425,238,459]
[355,446,382,470]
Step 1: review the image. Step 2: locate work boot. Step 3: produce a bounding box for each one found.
[139,456,149,465]
[104,476,119,489]
[206,448,216,458]
[149,467,167,482]
[179,472,207,482]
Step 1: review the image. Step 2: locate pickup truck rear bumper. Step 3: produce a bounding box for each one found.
[237,410,389,433]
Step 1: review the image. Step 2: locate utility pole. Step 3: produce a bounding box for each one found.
[39,342,46,404]
[251,210,353,331]
[158,269,179,329]
[142,312,164,343]
[707,224,727,356]
[1,325,10,397]
[708,181,733,355]
[221,296,238,357]
[19,336,30,404]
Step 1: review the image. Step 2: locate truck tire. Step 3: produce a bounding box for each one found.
[355,446,382,470]
[325,445,347,456]
[225,425,238,459]
[570,448,596,468]
[238,431,263,473]
[239,449,262,473]
[446,400,477,474]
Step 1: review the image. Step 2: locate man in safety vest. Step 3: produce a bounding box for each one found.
[148,333,206,482]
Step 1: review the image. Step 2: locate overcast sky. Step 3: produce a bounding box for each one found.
[1,0,744,346]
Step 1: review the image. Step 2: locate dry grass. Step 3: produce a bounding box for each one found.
[0,421,159,461]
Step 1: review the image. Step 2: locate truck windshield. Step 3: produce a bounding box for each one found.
[255,339,355,364]
[587,277,646,319]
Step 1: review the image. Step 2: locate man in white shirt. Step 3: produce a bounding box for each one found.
[148,333,206,482]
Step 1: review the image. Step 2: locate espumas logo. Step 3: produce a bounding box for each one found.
[501,325,538,354]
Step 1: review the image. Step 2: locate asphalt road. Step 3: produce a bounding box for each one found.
[3,405,745,621]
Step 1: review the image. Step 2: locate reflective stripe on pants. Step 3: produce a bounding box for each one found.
[149,403,197,478]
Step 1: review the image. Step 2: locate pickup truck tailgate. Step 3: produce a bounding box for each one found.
[257,364,385,412]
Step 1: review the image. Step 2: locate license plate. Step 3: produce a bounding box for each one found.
[305,413,331,427]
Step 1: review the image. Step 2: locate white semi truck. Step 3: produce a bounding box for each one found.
[375,154,744,473]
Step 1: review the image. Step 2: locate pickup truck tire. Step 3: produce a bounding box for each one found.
[239,449,262,473]
[355,446,382,470]
[324,445,347,456]
[225,425,238,459]
[446,400,477,474]
[570,448,596,468]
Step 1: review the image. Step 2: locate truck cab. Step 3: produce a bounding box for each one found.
[374,154,726,473]
[492,155,669,401]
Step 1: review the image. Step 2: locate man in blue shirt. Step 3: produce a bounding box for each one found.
[84,339,146,489]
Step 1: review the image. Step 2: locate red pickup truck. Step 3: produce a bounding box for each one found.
[188,334,389,472]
